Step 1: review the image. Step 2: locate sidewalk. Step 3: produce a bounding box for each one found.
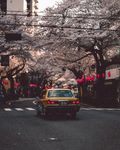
[0,97,36,108]
[1,97,119,108]
[17,97,36,102]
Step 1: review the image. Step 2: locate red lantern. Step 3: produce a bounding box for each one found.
[108,71,111,77]
[102,73,105,78]
[96,74,100,78]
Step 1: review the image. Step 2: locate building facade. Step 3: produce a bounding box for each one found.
[0,0,39,15]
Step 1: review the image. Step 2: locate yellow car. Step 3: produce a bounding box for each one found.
[35,88,80,118]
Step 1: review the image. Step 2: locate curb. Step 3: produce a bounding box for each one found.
[80,103,95,108]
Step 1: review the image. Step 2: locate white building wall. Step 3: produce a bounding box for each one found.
[23,0,27,12]
[7,0,39,15]
[106,67,120,80]
[7,0,27,13]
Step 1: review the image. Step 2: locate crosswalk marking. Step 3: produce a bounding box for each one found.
[15,108,24,111]
[1,107,120,112]
[26,108,35,111]
[2,107,35,112]
[4,108,12,111]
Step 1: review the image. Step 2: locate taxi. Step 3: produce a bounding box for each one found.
[35,88,80,118]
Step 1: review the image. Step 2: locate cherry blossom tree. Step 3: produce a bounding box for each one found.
[0,14,37,97]
[34,0,120,102]
[0,0,120,101]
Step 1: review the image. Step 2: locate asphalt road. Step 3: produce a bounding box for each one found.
[0,99,120,150]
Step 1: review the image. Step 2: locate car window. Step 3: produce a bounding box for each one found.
[47,90,73,97]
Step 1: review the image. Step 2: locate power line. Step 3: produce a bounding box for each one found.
[0,11,120,20]
[0,22,120,32]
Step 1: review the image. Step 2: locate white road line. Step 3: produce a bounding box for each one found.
[4,108,12,111]
[15,108,24,111]
[33,101,37,105]
[81,108,120,111]
[25,108,35,111]
[80,108,95,110]
[2,107,35,112]
[106,108,116,111]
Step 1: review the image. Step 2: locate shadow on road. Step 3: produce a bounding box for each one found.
[36,113,80,121]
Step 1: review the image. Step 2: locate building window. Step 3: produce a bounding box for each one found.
[0,0,7,14]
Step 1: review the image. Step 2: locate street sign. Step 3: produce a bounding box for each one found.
[5,33,22,42]
[1,55,9,66]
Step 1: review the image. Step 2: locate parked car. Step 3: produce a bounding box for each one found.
[35,88,80,118]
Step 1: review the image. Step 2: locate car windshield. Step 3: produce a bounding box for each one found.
[47,90,73,97]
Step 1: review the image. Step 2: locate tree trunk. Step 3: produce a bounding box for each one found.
[8,76,15,101]
[95,65,106,106]
[91,42,106,106]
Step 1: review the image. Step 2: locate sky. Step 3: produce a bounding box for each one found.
[38,0,62,11]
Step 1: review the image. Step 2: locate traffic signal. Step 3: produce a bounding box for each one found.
[1,55,9,66]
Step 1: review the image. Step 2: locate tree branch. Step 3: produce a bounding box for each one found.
[55,52,92,63]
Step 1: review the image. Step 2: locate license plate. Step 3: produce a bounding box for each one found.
[59,101,68,105]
